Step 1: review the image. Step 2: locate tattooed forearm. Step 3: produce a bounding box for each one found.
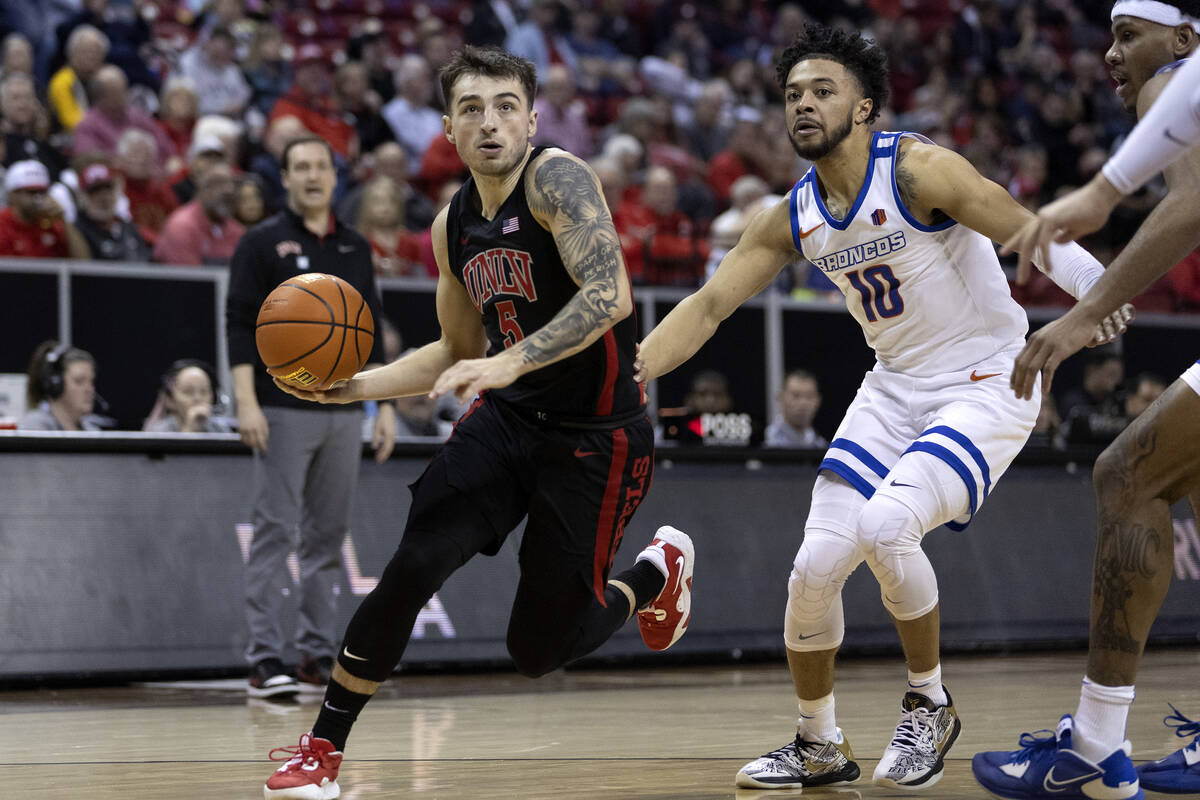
[511,154,627,369]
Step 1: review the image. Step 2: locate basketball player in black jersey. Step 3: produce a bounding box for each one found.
[260,46,695,800]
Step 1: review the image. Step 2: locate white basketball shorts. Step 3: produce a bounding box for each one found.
[816,345,1041,531]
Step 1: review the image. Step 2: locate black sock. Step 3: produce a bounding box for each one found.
[312,680,372,752]
[611,559,667,611]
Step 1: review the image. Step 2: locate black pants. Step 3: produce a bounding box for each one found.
[339,396,655,681]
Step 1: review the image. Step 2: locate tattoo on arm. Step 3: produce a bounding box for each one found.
[517,155,624,367]
[895,146,949,225]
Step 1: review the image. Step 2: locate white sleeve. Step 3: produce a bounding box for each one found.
[1030,240,1105,300]
[1102,56,1200,194]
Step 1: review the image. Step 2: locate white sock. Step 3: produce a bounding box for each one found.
[1074,677,1134,763]
[907,664,948,706]
[798,693,840,743]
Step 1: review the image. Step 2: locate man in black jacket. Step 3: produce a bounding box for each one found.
[226,136,396,699]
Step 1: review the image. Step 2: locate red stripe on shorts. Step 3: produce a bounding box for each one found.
[591,427,628,605]
[595,330,617,416]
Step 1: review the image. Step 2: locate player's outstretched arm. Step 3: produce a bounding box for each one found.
[432,150,630,401]
[635,197,795,383]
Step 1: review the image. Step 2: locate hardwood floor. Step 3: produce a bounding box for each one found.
[2,648,1197,798]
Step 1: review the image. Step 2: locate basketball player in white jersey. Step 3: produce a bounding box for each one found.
[635,23,1132,791]
[974,3,1200,797]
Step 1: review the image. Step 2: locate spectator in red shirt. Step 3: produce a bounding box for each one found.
[116,128,178,246]
[0,160,90,258]
[156,78,199,176]
[268,46,358,161]
[154,163,244,265]
[620,165,708,287]
[72,66,173,171]
[356,175,426,277]
[707,106,769,209]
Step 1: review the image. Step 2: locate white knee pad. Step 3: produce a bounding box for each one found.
[784,528,863,651]
[857,493,939,621]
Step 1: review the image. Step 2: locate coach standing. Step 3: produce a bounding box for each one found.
[226,136,396,699]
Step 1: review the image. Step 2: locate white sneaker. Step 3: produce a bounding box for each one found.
[736,728,859,789]
[872,688,961,789]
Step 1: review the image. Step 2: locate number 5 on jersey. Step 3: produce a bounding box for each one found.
[496,299,525,347]
[846,263,904,322]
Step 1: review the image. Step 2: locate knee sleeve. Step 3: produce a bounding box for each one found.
[784,528,863,651]
[857,493,938,621]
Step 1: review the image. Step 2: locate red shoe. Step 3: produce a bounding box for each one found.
[264,732,342,799]
[635,526,694,651]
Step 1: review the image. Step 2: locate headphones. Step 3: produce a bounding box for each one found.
[40,342,71,400]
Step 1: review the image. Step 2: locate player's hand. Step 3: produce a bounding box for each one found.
[1001,174,1124,285]
[371,402,396,463]
[1088,303,1135,347]
[430,354,523,402]
[272,377,355,404]
[633,342,647,384]
[1011,307,1104,400]
[237,403,269,451]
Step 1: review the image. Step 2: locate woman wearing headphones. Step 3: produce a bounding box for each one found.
[18,340,101,432]
[143,359,231,433]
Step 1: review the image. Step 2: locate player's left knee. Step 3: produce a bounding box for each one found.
[857,494,938,620]
[506,632,566,678]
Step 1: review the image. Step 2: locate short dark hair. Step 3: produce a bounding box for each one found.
[281,136,335,172]
[439,45,537,109]
[784,368,819,387]
[775,23,890,124]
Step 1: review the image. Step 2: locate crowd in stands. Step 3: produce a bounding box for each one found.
[0,0,1197,309]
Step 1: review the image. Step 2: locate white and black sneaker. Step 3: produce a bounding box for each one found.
[735,728,859,789]
[873,688,961,790]
[249,658,300,699]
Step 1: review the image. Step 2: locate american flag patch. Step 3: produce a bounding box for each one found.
[871,209,887,226]
[501,216,520,234]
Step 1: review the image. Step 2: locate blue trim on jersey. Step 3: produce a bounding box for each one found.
[818,458,876,499]
[1155,58,1189,76]
[905,440,978,521]
[810,132,881,230]
[789,179,804,252]
[921,425,992,497]
[944,519,969,532]
[887,133,957,233]
[828,437,890,478]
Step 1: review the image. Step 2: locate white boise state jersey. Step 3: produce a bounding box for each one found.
[790,131,1027,376]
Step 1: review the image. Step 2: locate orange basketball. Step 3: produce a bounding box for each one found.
[255,273,375,390]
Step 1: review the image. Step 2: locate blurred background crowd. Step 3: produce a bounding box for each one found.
[0,0,1192,444]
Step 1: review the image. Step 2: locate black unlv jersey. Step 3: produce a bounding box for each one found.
[445,147,643,421]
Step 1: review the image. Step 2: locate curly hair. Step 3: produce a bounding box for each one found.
[775,23,890,124]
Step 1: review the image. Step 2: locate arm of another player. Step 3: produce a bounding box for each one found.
[279,206,488,405]
[635,196,795,382]
[1007,75,1200,397]
[430,150,630,401]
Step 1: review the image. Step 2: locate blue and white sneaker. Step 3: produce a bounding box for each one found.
[1138,704,1200,793]
[972,715,1144,799]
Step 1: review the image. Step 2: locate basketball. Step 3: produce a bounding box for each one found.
[255,273,374,391]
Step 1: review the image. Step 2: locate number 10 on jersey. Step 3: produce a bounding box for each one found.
[845,264,904,321]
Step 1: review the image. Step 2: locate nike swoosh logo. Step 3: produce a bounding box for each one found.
[573,448,601,458]
[891,481,919,489]
[673,555,685,594]
[1044,766,1101,791]
[797,222,825,239]
[970,370,1002,382]
[1164,127,1188,146]
[342,646,368,661]
[794,630,827,640]
[324,701,348,713]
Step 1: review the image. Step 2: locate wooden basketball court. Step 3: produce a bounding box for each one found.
[2,648,1197,798]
